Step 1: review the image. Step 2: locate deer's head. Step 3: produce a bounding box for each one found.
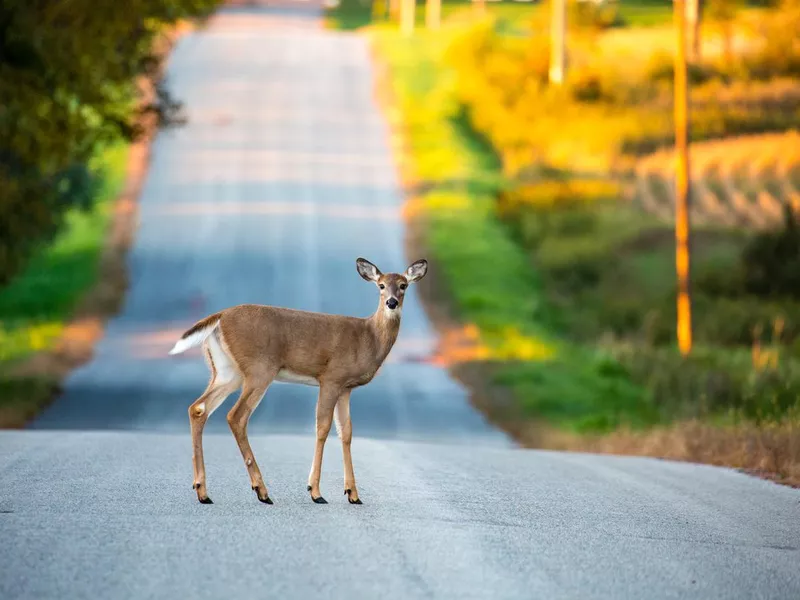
[356,257,428,317]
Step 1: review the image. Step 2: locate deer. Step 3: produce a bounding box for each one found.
[168,257,428,505]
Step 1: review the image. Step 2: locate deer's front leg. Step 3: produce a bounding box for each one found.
[308,385,340,504]
[334,391,361,504]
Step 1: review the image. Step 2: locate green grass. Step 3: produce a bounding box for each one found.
[319,0,800,453]
[366,12,800,435]
[0,143,128,425]
[370,24,657,433]
[326,0,673,32]
[325,0,376,30]
[617,0,672,27]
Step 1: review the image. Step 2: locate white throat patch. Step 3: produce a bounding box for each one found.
[384,305,401,319]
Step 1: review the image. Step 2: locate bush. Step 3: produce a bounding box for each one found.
[446,14,800,175]
[613,345,800,424]
[0,0,220,285]
[741,204,800,299]
[569,0,624,30]
[499,175,800,350]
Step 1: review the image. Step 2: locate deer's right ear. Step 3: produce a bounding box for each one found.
[356,258,382,283]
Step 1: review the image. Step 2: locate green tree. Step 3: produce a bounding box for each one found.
[0,0,219,284]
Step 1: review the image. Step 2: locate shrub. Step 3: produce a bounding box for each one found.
[569,0,624,30]
[741,204,800,299]
[446,14,800,175]
[612,345,800,424]
[0,0,220,285]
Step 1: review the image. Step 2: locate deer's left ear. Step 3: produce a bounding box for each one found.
[405,259,428,283]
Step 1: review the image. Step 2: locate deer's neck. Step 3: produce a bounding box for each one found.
[368,303,401,364]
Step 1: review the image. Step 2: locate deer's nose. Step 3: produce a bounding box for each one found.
[386,298,399,310]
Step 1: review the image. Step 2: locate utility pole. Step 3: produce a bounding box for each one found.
[426,0,440,29]
[685,0,704,62]
[549,0,567,85]
[673,0,693,356]
[401,0,415,35]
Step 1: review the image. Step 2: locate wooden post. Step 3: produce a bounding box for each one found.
[673,0,693,356]
[401,0,415,34]
[685,0,704,62]
[549,0,567,85]
[426,0,440,30]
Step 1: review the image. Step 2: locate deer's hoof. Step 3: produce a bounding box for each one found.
[253,485,273,504]
[308,485,327,504]
[194,482,213,504]
[345,489,363,504]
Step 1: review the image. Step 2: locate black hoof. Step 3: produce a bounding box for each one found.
[345,489,363,504]
[308,485,327,504]
[253,486,273,504]
[198,496,213,504]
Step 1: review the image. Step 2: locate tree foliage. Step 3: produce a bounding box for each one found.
[0,0,220,284]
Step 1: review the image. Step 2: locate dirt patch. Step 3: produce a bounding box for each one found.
[4,23,195,426]
[534,420,800,488]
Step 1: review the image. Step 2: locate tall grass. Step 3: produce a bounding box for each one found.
[0,143,128,425]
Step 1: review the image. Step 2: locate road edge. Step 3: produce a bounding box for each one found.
[6,22,197,427]
[366,30,800,490]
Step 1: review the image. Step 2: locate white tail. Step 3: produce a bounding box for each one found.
[168,315,220,355]
[171,257,428,506]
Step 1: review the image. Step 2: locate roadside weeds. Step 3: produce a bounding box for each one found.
[0,22,194,428]
[368,26,800,490]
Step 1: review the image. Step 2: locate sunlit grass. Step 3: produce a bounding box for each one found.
[0,143,128,414]
[370,23,656,433]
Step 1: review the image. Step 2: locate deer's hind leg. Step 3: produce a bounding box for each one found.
[189,339,241,504]
[227,366,278,505]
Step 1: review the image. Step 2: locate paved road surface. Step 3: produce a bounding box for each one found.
[2,3,799,599]
[30,2,504,444]
[2,431,799,599]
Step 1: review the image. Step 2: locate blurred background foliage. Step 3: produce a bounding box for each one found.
[0,0,220,286]
[351,0,800,480]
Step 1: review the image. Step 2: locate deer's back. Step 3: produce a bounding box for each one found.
[218,304,381,387]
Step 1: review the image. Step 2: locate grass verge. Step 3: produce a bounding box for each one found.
[0,144,129,427]
[370,25,654,433]
[367,19,800,486]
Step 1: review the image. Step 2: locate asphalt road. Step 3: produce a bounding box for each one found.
[2,431,799,599]
[2,3,799,599]
[30,2,504,444]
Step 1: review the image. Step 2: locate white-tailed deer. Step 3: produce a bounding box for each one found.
[168,257,428,505]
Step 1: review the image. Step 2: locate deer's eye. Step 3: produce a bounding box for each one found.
[379,284,385,290]
[399,283,407,290]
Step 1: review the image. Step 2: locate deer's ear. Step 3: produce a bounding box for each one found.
[356,257,382,282]
[405,259,428,283]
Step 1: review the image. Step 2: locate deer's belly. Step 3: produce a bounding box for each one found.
[275,369,319,387]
